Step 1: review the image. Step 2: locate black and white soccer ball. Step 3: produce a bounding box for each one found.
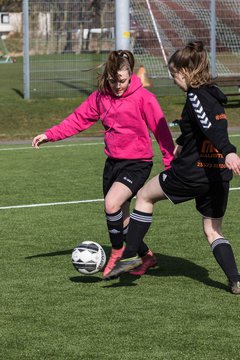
[71,241,106,275]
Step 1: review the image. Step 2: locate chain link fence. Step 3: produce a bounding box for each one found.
[27,0,115,98]
[25,0,240,98]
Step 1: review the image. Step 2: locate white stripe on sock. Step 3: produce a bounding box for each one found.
[106,211,123,222]
[131,212,152,223]
[211,238,230,251]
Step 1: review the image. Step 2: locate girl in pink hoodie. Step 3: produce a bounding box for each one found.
[32,50,174,277]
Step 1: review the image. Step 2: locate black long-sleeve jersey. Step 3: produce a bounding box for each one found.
[172,85,236,184]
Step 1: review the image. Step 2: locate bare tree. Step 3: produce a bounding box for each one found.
[0,0,22,12]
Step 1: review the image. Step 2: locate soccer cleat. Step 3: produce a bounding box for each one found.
[103,246,125,277]
[129,250,157,276]
[103,256,142,280]
[229,280,240,294]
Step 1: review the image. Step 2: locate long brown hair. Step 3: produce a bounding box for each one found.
[168,41,211,88]
[98,50,134,93]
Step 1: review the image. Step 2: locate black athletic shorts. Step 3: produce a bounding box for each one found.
[103,158,153,198]
[159,168,229,218]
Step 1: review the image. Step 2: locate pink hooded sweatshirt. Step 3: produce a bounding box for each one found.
[45,74,174,168]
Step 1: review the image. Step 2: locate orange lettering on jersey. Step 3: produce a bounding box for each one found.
[200,140,224,158]
[215,113,227,121]
[201,140,218,153]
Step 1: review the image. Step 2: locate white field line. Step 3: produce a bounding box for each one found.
[0,199,104,210]
[0,137,239,210]
[0,142,104,151]
[0,188,239,211]
[0,133,239,152]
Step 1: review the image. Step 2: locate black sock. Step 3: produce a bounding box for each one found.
[122,209,152,259]
[138,242,149,257]
[106,210,123,250]
[123,225,129,243]
[123,223,149,257]
[211,238,240,283]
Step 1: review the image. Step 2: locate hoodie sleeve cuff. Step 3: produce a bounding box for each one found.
[221,144,237,157]
[176,134,184,146]
[45,130,53,141]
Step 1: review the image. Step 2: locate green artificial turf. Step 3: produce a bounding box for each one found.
[0,139,240,360]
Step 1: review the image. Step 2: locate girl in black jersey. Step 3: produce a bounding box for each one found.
[104,41,240,294]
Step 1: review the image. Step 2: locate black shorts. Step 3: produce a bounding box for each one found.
[159,169,229,218]
[103,158,153,198]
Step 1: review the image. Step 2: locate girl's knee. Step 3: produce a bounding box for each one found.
[104,197,122,214]
[136,187,148,202]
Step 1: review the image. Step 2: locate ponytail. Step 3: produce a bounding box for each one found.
[168,41,211,88]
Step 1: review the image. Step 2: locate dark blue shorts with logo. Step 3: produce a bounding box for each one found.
[103,158,153,198]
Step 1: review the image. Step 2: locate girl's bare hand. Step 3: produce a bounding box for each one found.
[225,153,240,175]
[32,134,48,149]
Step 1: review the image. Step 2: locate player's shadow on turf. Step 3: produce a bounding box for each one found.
[69,274,138,287]
[149,253,228,292]
[26,247,139,286]
[25,248,228,291]
[25,249,72,259]
[26,245,112,259]
[70,276,102,284]
[98,249,228,290]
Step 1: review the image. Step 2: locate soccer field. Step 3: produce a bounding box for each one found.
[1,137,240,360]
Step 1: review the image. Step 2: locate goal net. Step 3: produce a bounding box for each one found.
[25,0,240,98]
[130,0,240,78]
